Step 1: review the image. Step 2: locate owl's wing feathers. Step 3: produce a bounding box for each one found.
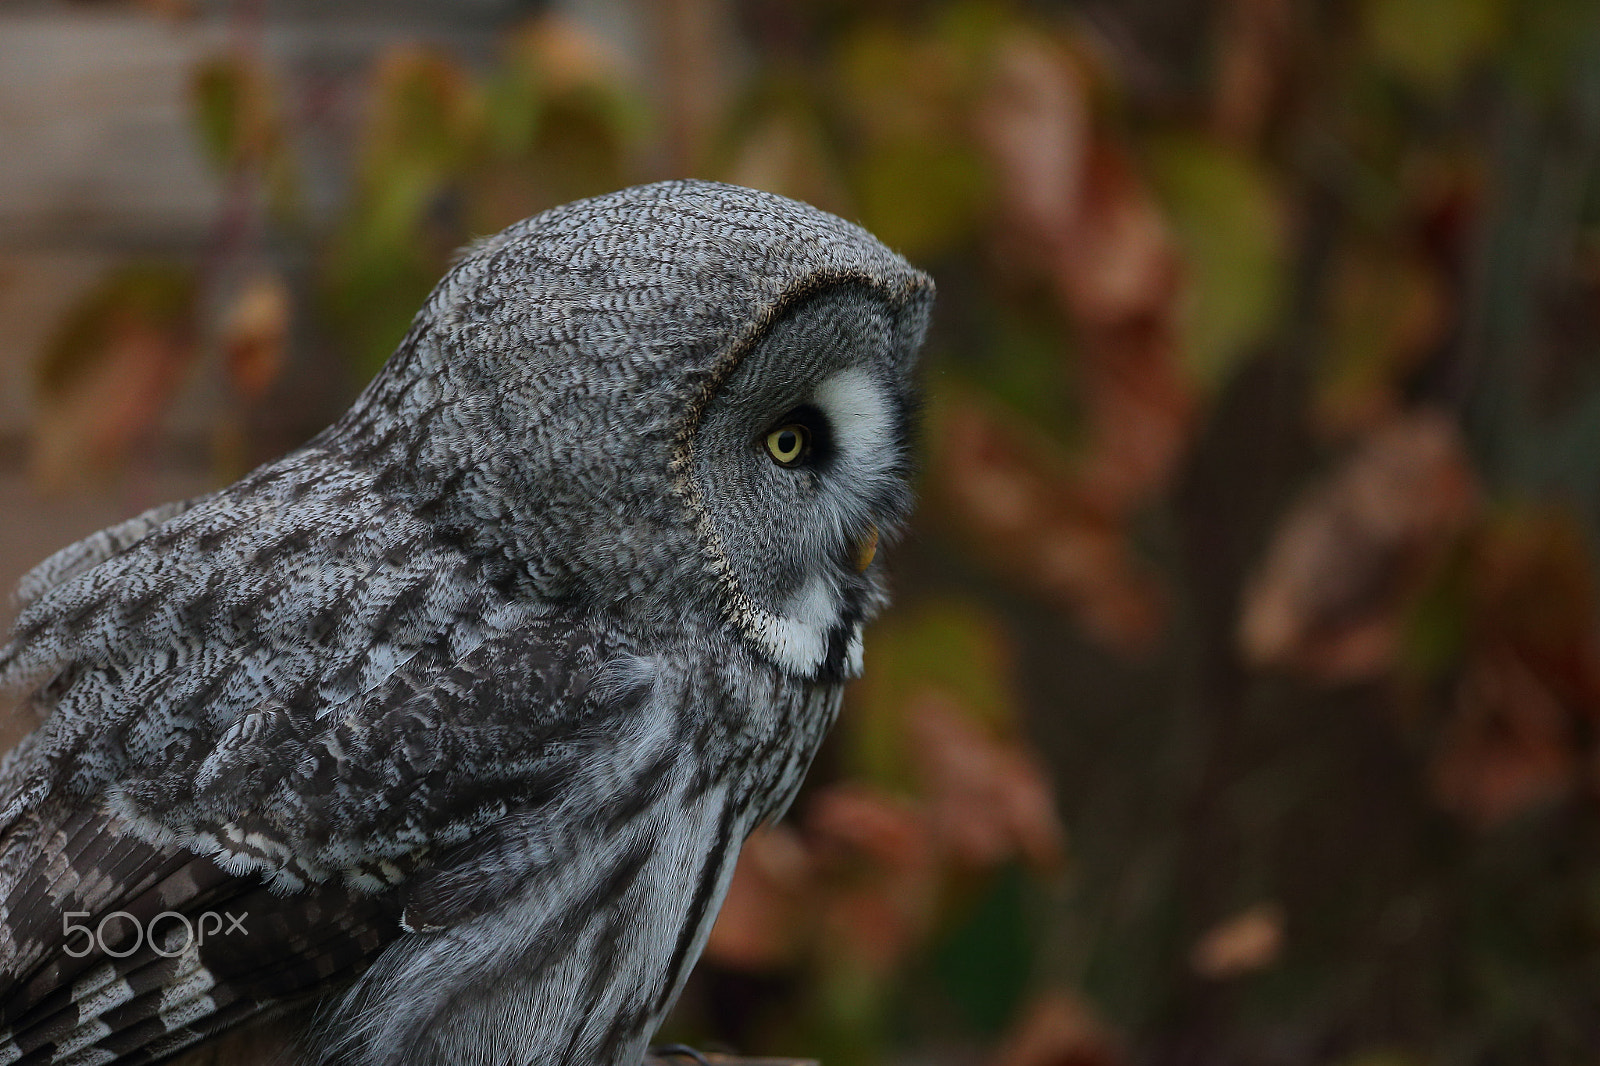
[11,496,211,613]
[0,800,403,1066]
[0,455,658,1064]
[0,444,532,825]
[0,629,649,1066]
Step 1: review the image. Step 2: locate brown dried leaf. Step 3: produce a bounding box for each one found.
[806,786,939,976]
[1191,902,1285,978]
[1058,144,1181,330]
[704,825,815,972]
[989,989,1126,1066]
[1315,245,1451,438]
[1378,501,1600,828]
[32,266,198,488]
[503,13,620,93]
[33,323,184,488]
[933,396,1167,651]
[222,273,291,401]
[724,110,849,213]
[979,30,1182,333]
[957,29,1192,651]
[1212,0,1293,144]
[808,786,933,881]
[1466,510,1600,713]
[907,689,1066,871]
[1239,410,1480,680]
[1431,650,1576,826]
[978,33,1090,242]
[1071,322,1194,520]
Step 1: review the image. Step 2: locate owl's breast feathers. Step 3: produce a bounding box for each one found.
[0,443,822,1065]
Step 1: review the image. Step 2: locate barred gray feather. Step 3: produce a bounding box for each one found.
[0,180,932,1065]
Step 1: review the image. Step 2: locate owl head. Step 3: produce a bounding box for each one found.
[332,181,933,680]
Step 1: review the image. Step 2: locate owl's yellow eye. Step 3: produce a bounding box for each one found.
[765,424,810,466]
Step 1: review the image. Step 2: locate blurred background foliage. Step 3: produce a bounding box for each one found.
[20,0,1600,1063]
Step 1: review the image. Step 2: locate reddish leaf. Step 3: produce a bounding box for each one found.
[932,395,1167,651]
[989,990,1126,1066]
[1240,410,1480,680]
[954,28,1196,651]
[1191,902,1285,979]
[32,265,199,488]
[1465,510,1600,711]
[1211,0,1294,145]
[806,786,939,977]
[907,689,1066,872]
[1423,509,1600,825]
[1431,649,1577,825]
[704,825,815,972]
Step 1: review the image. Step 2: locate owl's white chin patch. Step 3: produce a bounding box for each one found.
[754,613,830,675]
[750,615,866,679]
[754,569,879,678]
[752,572,838,674]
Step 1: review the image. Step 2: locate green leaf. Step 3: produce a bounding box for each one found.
[832,19,991,257]
[963,303,1085,447]
[361,46,479,180]
[191,55,250,173]
[38,264,197,401]
[481,64,546,160]
[853,138,989,258]
[1365,0,1506,95]
[932,864,1033,1035]
[847,600,1016,790]
[1145,133,1287,390]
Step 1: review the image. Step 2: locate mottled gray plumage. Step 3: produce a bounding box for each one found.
[0,180,932,1065]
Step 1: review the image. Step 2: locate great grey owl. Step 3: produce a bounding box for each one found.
[0,180,932,1065]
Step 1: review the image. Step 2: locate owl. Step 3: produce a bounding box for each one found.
[0,180,932,1065]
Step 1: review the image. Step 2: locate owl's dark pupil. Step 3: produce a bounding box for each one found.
[778,430,798,454]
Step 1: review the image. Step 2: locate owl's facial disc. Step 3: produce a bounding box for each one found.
[758,367,897,571]
[688,287,917,680]
[759,367,901,675]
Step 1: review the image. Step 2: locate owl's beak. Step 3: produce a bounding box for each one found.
[854,524,879,572]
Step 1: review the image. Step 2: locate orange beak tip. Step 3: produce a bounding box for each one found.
[855,525,879,572]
